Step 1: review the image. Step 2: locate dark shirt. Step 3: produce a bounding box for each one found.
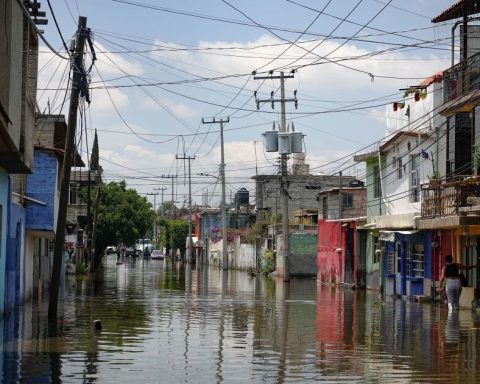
[445,263,459,278]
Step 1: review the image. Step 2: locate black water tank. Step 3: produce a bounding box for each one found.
[349,179,365,187]
[236,187,249,205]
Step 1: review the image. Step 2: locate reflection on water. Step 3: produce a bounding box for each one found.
[0,255,479,382]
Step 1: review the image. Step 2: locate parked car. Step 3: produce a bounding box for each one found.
[125,246,135,257]
[106,245,117,254]
[151,250,164,260]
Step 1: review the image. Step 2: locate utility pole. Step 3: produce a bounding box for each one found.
[338,170,343,283]
[176,155,195,263]
[154,187,167,251]
[49,16,88,319]
[154,187,167,216]
[161,175,178,218]
[147,192,159,246]
[254,71,295,282]
[202,117,229,270]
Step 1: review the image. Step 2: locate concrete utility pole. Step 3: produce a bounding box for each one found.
[176,155,195,263]
[154,187,167,217]
[49,16,88,319]
[154,187,167,250]
[254,71,295,282]
[147,192,159,245]
[161,175,178,218]
[201,117,229,270]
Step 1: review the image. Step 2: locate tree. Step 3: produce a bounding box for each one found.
[83,181,155,252]
[160,219,188,258]
[90,128,99,171]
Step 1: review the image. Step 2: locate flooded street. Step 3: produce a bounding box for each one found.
[1,255,479,383]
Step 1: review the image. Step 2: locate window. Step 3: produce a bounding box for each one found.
[396,242,402,273]
[446,113,472,175]
[397,157,403,179]
[405,244,412,277]
[373,166,382,198]
[387,250,395,274]
[410,154,420,203]
[411,243,424,278]
[342,193,353,208]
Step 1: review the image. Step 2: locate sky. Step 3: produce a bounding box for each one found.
[36,0,458,209]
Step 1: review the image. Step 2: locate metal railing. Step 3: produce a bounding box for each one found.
[443,52,480,103]
[421,177,480,218]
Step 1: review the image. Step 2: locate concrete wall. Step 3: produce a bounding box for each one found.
[289,232,317,277]
[255,174,355,219]
[365,156,386,221]
[365,231,381,291]
[383,135,434,216]
[207,237,256,271]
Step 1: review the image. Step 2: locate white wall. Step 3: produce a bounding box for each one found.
[207,236,256,270]
[384,135,434,216]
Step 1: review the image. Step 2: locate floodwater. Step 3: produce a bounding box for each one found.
[1,256,479,383]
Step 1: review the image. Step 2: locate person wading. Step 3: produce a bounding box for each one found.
[439,254,476,311]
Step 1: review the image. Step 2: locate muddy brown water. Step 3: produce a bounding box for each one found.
[1,255,479,383]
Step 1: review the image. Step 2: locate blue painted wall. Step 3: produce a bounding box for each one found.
[0,169,8,315]
[383,232,432,298]
[26,150,57,232]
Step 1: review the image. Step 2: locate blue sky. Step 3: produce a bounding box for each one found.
[37,0,456,207]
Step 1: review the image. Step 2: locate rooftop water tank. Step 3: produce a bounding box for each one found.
[236,187,249,205]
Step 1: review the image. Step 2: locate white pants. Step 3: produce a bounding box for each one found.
[446,279,462,309]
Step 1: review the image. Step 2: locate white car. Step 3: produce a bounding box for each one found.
[151,250,164,260]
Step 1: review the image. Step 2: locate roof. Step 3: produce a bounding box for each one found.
[432,0,480,23]
[353,150,380,162]
[420,71,444,86]
[379,131,430,152]
[316,186,366,195]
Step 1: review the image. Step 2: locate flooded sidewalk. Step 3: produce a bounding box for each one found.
[0,255,479,383]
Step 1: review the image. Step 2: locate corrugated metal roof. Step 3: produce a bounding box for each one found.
[432,0,480,23]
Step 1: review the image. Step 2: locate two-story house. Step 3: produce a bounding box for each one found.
[316,183,367,287]
[355,70,445,299]
[24,115,84,300]
[0,0,42,313]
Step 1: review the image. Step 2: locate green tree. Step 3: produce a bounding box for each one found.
[160,219,188,258]
[84,181,155,251]
[90,129,99,171]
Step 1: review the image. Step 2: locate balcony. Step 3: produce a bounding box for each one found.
[443,52,480,107]
[418,177,480,229]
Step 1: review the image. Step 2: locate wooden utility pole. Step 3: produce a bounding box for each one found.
[254,71,295,282]
[176,155,195,263]
[49,16,88,319]
[201,117,229,270]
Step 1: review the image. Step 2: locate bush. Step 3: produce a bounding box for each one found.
[261,249,275,276]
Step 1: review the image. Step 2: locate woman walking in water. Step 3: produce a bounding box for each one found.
[439,255,476,310]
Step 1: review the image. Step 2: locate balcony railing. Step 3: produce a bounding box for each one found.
[421,177,480,218]
[443,52,480,103]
